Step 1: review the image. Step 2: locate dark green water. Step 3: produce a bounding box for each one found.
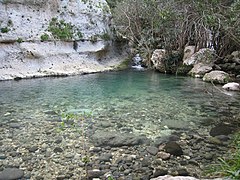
[0,70,239,139]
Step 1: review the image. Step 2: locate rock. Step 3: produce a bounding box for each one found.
[222,82,240,91]
[28,146,38,153]
[210,124,233,136]
[177,168,189,176]
[164,142,183,156]
[183,48,215,66]
[203,71,230,84]
[157,152,171,160]
[207,137,222,145]
[9,123,21,129]
[154,135,180,147]
[151,49,167,73]
[150,175,198,180]
[0,168,24,180]
[53,147,63,153]
[92,131,149,147]
[141,157,151,167]
[152,168,168,177]
[183,46,195,62]
[188,63,212,78]
[98,153,112,162]
[146,146,159,156]
[0,0,127,81]
[87,169,104,179]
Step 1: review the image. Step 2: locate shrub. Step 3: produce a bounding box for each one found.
[48,18,83,41]
[16,38,23,43]
[1,27,10,33]
[40,33,49,41]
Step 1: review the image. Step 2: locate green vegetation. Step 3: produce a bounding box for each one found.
[114,58,130,70]
[48,18,83,40]
[16,38,23,43]
[1,27,10,33]
[99,32,111,41]
[40,33,49,41]
[111,0,240,66]
[208,134,240,179]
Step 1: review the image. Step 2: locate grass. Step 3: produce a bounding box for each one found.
[207,132,240,179]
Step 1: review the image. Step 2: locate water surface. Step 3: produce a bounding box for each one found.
[0,70,239,139]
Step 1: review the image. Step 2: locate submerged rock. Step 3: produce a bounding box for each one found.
[92,131,149,147]
[164,141,183,156]
[210,124,233,137]
[0,168,24,180]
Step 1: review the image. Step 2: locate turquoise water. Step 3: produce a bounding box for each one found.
[0,70,239,139]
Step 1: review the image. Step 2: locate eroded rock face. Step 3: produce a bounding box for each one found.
[0,0,127,80]
[203,70,230,84]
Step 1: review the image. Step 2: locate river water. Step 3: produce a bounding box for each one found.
[0,69,239,139]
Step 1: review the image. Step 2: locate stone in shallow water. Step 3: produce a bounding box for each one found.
[9,123,21,129]
[146,146,159,156]
[210,124,233,137]
[92,131,149,147]
[0,168,24,180]
[152,168,168,177]
[164,142,183,156]
[53,147,63,153]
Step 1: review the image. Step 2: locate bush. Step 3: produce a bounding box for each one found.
[40,33,49,41]
[48,18,83,41]
[1,27,10,33]
[16,38,23,43]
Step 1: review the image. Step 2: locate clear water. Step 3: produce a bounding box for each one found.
[0,70,239,139]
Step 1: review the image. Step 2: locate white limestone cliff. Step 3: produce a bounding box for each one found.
[0,0,127,80]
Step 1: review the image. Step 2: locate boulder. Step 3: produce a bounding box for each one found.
[203,70,230,84]
[183,48,215,66]
[151,49,167,73]
[183,46,195,63]
[222,82,240,91]
[188,63,212,78]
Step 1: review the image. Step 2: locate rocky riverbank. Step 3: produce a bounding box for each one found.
[0,109,237,180]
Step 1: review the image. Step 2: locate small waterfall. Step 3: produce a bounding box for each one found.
[131,54,144,70]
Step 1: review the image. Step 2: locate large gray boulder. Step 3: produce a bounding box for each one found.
[184,48,215,66]
[184,48,215,77]
[188,63,212,78]
[203,70,230,84]
[151,49,167,73]
[182,46,195,64]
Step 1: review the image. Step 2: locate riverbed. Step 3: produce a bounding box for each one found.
[0,69,239,179]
